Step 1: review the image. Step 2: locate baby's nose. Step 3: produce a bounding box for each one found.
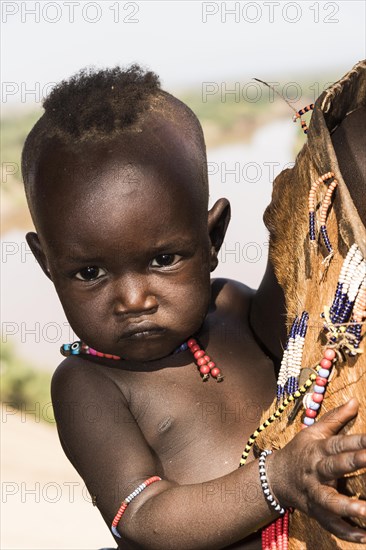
[112,274,158,315]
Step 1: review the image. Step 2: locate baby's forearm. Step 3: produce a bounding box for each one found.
[122,458,279,549]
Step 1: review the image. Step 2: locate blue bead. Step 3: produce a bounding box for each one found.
[318,368,330,378]
[309,401,320,410]
[290,319,298,338]
[304,417,315,426]
[174,342,188,353]
[314,385,325,394]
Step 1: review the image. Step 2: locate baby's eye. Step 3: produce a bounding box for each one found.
[75,266,106,281]
[150,254,180,268]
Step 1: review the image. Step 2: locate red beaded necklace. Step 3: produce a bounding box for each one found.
[187,338,223,381]
[60,337,224,382]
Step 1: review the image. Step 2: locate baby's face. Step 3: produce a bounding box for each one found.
[32,136,216,362]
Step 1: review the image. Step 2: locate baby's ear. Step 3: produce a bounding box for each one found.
[207,198,231,271]
[26,232,52,280]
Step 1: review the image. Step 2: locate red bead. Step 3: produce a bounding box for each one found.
[112,355,120,360]
[187,338,197,348]
[305,408,317,418]
[320,358,332,369]
[105,354,113,359]
[96,351,104,357]
[190,344,200,353]
[197,357,208,366]
[312,393,324,403]
[207,361,216,369]
[203,355,211,362]
[194,350,205,359]
[324,348,336,360]
[315,376,327,386]
[210,367,220,378]
[199,365,210,375]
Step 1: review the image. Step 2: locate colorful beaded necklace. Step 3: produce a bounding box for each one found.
[60,337,224,382]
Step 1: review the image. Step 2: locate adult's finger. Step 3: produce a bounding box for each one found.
[315,506,366,544]
[323,434,366,456]
[309,398,359,439]
[311,484,366,522]
[317,447,366,480]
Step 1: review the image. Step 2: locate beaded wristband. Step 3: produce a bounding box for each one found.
[111,476,162,538]
[259,450,285,516]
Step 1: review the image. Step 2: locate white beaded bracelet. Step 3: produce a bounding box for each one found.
[259,450,286,515]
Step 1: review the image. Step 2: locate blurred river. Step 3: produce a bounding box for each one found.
[1,118,298,370]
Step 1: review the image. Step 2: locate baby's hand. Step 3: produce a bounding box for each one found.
[268,398,366,544]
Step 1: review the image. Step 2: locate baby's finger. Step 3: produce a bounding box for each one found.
[311,398,359,439]
[317,448,366,480]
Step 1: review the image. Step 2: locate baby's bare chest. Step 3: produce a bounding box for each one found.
[136,387,260,481]
[113,352,275,483]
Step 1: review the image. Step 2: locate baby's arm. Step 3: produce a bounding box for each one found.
[51,359,366,550]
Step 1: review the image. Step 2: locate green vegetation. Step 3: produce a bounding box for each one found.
[180,71,339,148]
[1,342,54,424]
[1,109,42,167]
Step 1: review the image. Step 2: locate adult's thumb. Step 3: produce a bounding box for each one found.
[311,398,359,438]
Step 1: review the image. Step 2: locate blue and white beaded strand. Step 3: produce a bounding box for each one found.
[346,278,366,354]
[276,312,309,403]
[325,244,366,346]
[286,312,309,395]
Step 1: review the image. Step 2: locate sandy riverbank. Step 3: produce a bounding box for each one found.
[1,404,116,549]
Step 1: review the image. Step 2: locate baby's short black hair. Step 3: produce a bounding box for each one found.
[22,64,208,222]
[42,64,161,137]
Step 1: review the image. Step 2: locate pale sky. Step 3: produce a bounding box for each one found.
[1,0,365,104]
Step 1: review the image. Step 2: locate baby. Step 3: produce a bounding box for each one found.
[22,65,366,549]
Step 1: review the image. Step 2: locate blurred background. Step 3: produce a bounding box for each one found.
[1,1,365,548]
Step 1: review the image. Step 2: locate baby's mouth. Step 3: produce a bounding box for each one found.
[119,322,165,340]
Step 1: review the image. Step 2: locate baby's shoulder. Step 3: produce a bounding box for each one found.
[210,277,254,319]
[51,355,128,408]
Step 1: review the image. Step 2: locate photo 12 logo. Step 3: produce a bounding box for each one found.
[202,81,335,105]
[1,1,140,24]
[1,321,76,345]
[1,480,94,504]
[201,2,340,24]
